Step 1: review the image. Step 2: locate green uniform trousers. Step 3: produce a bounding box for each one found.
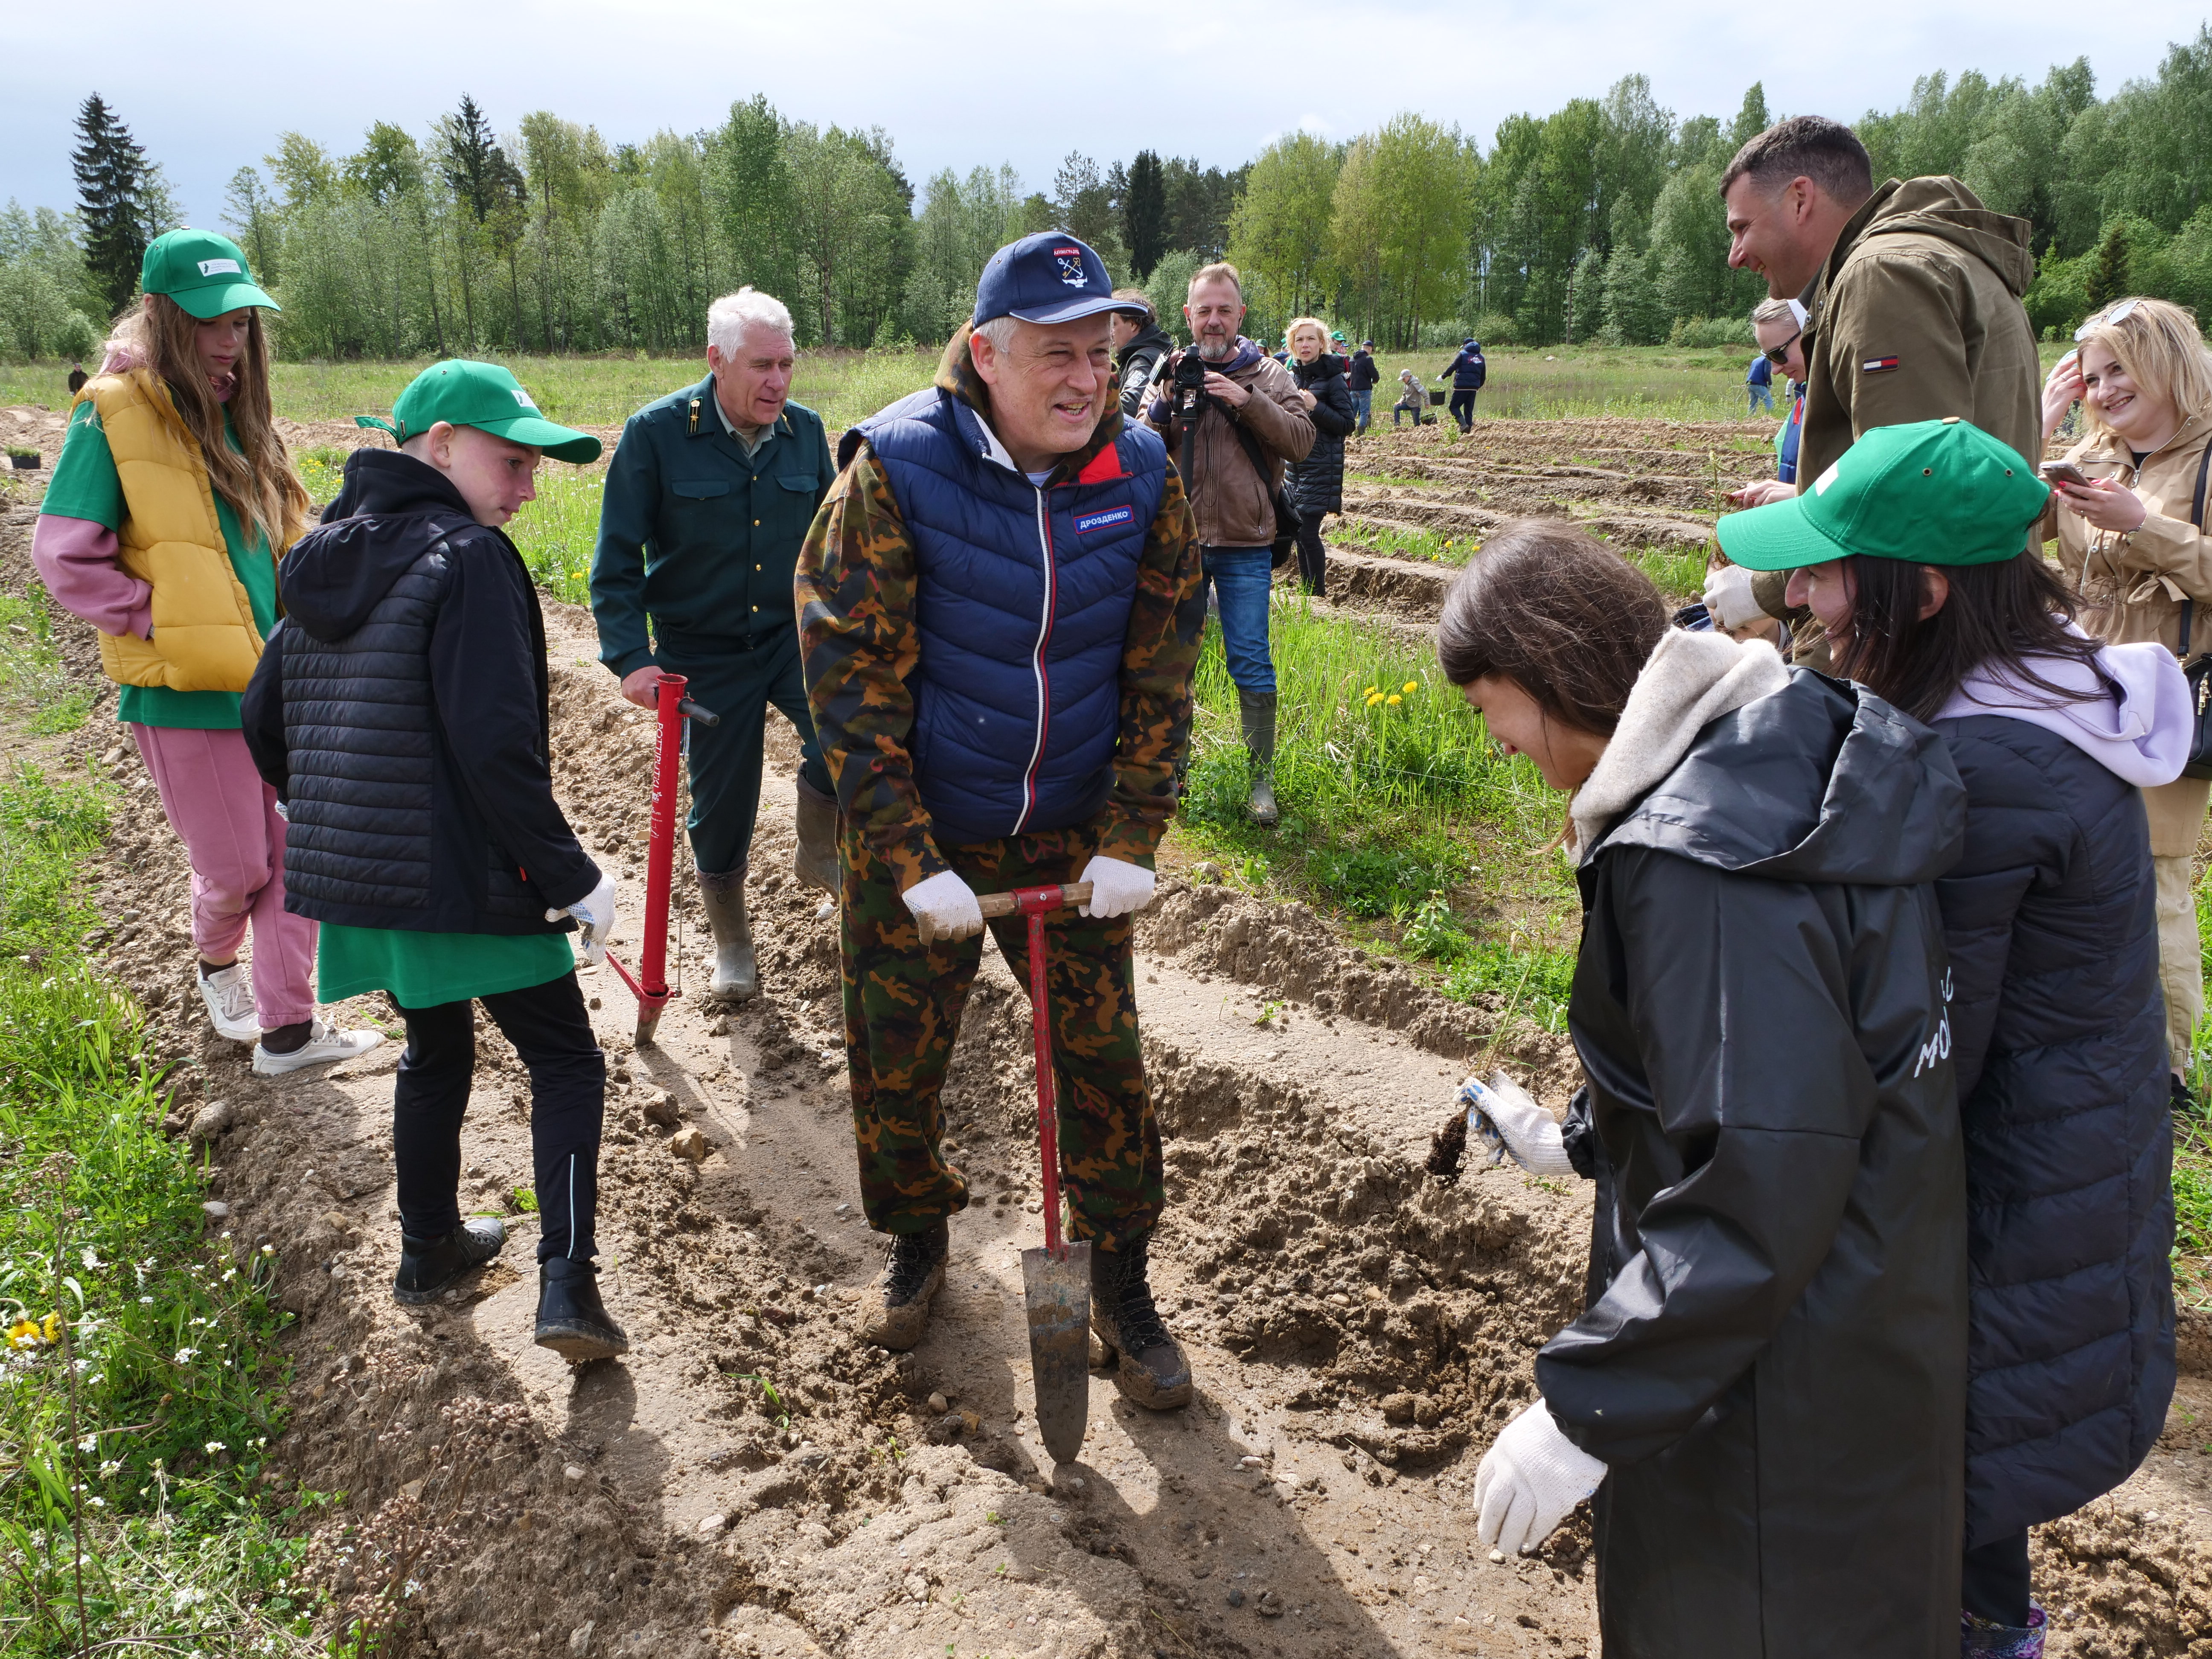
[667,632,832,878]
[838,819,1163,1252]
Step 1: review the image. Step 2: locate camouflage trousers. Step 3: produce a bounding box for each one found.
[838,820,1164,1252]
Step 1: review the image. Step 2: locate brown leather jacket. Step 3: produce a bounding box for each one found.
[1145,339,1314,550]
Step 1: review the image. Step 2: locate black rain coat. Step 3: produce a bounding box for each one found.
[1286,352,1354,518]
[1541,669,1969,1659]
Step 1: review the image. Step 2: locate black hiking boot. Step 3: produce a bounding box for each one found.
[392,1218,506,1306]
[1091,1234,1193,1409]
[859,1220,948,1351]
[534,1257,629,1363]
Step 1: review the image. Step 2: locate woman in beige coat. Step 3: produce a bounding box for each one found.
[2040,295,2212,1092]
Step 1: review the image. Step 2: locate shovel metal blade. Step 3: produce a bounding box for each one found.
[1021,1240,1092,1466]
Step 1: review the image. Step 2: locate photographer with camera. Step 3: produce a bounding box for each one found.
[1145,262,1314,825]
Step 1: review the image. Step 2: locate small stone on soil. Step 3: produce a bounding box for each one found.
[189,1099,233,1141]
[201,1201,230,1221]
[670,1127,708,1163]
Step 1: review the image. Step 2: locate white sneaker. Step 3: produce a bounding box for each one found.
[197,963,259,1043]
[252,1020,383,1077]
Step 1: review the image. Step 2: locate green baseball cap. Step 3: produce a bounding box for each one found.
[141,228,278,319]
[1716,417,2046,571]
[356,359,601,464]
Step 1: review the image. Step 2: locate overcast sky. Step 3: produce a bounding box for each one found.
[6,0,2208,227]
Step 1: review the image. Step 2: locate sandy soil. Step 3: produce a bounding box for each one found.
[3,427,2210,1657]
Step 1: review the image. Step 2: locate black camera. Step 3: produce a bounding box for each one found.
[1170,349,1209,419]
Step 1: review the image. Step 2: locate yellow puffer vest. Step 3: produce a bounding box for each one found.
[83,370,283,693]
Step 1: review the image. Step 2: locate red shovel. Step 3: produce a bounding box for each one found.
[974,879,1096,1467]
[600,674,719,1047]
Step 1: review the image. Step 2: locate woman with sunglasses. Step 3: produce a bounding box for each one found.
[2039,295,2212,1097]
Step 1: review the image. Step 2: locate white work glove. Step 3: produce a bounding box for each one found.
[1465,1072,1577,1177]
[1702,562,1766,632]
[1076,855,1154,919]
[546,872,617,966]
[902,869,984,944]
[1475,1401,1608,1556]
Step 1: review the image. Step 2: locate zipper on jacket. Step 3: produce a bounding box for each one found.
[1014,485,1057,833]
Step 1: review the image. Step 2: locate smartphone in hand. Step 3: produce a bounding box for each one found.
[2040,460,2093,489]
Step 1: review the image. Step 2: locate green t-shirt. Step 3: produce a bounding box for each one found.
[43,399,280,731]
[317,924,575,1010]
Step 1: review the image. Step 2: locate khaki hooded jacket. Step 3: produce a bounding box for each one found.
[1144,339,1314,550]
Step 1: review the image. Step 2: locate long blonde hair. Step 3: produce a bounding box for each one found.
[2075,296,2212,450]
[94,294,308,553]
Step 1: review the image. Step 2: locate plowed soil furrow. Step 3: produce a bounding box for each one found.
[5,420,2212,1658]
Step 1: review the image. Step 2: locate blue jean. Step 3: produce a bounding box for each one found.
[1749,383,1775,414]
[1350,388,1372,431]
[1201,546,1276,696]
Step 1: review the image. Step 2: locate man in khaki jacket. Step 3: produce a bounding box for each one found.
[1144,261,1314,824]
[1716,116,2040,659]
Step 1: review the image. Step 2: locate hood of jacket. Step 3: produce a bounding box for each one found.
[282,448,479,643]
[1850,175,2036,299]
[1582,628,1965,885]
[1936,637,2193,788]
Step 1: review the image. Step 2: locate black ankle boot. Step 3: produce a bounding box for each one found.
[859,1219,948,1351]
[392,1219,506,1305]
[1091,1234,1193,1409]
[535,1258,629,1362]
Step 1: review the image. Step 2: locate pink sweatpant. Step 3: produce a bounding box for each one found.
[131,724,317,1029]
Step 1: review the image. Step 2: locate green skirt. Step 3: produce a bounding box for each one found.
[317,924,576,1009]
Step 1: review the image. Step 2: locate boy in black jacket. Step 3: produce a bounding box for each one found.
[243,360,626,1361]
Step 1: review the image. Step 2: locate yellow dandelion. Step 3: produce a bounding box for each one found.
[1387,694,1403,706]
[1362,685,1378,697]
[7,1319,38,1350]
[1402,681,1420,694]
[41,1313,60,1343]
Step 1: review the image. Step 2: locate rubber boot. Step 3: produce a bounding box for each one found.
[1240,689,1279,827]
[1960,1607,2047,1657]
[859,1219,948,1351]
[793,777,841,895]
[697,869,757,1001]
[392,1218,506,1305]
[535,1257,629,1363]
[1090,1233,1193,1409]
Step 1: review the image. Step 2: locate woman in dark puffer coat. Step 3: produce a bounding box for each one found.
[1721,417,2184,1659]
[1284,317,1353,595]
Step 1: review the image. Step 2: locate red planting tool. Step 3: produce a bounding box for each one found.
[600,674,718,1047]
[974,879,1096,1467]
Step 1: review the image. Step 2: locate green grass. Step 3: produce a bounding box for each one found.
[0,737,319,1649]
[506,469,604,607]
[1623,547,1709,601]
[1327,520,1474,567]
[0,586,93,735]
[1369,345,1773,424]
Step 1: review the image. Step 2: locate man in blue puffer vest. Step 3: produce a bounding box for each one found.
[798,233,1205,1408]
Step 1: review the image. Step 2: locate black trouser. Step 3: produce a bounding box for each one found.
[1292,514,1328,595]
[1449,388,1477,431]
[393,969,605,1263]
[1961,1530,2031,1626]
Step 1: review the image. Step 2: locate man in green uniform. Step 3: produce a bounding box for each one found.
[591,287,838,1001]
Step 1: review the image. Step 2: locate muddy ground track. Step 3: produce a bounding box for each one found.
[3,415,2212,1657]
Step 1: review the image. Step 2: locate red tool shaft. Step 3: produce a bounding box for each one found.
[1017,887,1069,1259]
[639,672,686,1003]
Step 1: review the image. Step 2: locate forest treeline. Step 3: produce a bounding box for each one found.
[7,29,2212,364]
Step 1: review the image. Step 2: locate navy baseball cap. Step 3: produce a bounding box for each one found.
[973,231,1147,328]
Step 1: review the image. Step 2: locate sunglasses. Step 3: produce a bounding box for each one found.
[2075,298,2142,340]
[1762,330,1802,367]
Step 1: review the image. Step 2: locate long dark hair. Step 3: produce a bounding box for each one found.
[1438,520,1669,735]
[1830,552,2102,722]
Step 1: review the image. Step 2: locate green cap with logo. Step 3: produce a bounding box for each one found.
[355,359,601,464]
[141,228,278,319]
[1717,417,2046,571]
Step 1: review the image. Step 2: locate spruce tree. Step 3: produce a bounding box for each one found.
[2087,221,2131,311]
[72,94,148,317]
[1125,151,1166,280]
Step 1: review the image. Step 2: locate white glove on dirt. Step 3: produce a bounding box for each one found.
[545,873,617,966]
[902,869,984,944]
[1077,855,1154,919]
[1702,563,1765,632]
[1475,1402,1608,1556]
[1468,1072,1577,1177]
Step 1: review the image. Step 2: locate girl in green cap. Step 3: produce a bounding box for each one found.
[31,227,380,1074]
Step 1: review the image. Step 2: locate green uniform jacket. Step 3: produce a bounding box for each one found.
[1752,177,2041,632]
[590,375,835,678]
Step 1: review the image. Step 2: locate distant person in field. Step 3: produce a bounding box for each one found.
[589,287,838,1003]
[1720,114,2040,664]
[1348,339,1380,434]
[1745,343,1775,413]
[31,227,378,1074]
[1706,299,1809,646]
[1436,337,1486,432]
[1393,367,1433,426]
[65,360,86,396]
[1109,288,1173,419]
[798,232,1202,1408]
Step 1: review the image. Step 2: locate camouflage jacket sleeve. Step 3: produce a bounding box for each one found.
[1094,465,1204,866]
[796,443,946,891]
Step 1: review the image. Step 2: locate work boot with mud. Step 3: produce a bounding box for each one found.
[697,869,757,1000]
[859,1219,948,1351]
[793,777,841,895]
[1239,689,1279,827]
[392,1218,506,1305]
[1091,1234,1193,1409]
[535,1258,630,1363]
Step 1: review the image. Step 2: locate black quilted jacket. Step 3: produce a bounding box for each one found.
[241,449,598,934]
[1286,352,1353,517]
